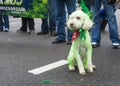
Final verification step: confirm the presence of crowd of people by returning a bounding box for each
[0,0,120,48]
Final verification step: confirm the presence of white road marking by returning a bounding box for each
[10,22,21,25]
[28,60,68,75]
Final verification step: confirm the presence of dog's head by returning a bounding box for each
[67,10,93,31]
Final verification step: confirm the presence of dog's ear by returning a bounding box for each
[82,15,93,31]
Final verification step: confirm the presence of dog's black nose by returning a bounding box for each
[70,23,74,26]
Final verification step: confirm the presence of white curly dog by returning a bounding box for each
[67,10,96,75]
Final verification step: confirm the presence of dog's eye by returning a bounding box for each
[76,17,80,20]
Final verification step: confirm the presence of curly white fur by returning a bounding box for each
[67,10,93,31]
[67,10,96,75]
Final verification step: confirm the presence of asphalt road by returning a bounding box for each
[0,10,120,86]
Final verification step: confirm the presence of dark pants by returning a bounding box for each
[20,18,34,31]
[41,19,49,32]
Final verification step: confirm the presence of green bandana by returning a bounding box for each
[79,28,86,40]
[80,0,93,19]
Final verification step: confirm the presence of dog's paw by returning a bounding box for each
[69,66,76,71]
[79,71,86,76]
[86,65,95,73]
[86,68,93,73]
[92,65,96,70]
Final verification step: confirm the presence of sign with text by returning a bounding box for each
[0,0,48,18]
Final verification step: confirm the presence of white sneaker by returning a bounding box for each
[91,42,97,45]
[112,43,120,49]
[4,28,9,32]
[91,42,100,48]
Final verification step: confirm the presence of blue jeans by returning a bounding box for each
[56,0,76,40]
[91,0,120,44]
[41,0,57,33]
[48,0,57,32]
[0,14,9,30]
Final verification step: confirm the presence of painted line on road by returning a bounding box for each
[28,60,68,75]
[10,22,21,25]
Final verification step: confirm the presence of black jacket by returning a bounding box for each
[78,0,116,5]
[107,0,117,4]
[78,0,94,6]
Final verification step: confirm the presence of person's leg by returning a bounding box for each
[37,19,49,35]
[28,18,35,30]
[3,15,9,32]
[48,0,57,36]
[65,0,76,42]
[41,19,49,32]
[100,9,107,32]
[100,19,107,32]
[0,14,3,31]
[100,7,116,32]
[91,0,102,47]
[21,18,27,31]
[28,18,35,34]
[103,0,120,48]
[52,0,66,43]
[16,18,27,32]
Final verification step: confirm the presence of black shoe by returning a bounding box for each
[112,43,120,49]
[50,31,57,36]
[16,29,27,33]
[52,38,66,44]
[91,42,100,48]
[0,29,3,32]
[66,40,72,45]
[37,31,49,35]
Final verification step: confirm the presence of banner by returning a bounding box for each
[0,0,48,18]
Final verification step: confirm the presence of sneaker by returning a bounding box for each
[91,42,100,48]
[37,31,49,35]
[28,30,35,34]
[52,38,66,44]
[16,29,27,33]
[112,43,120,49]
[50,31,57,36]
[4,28,9,32]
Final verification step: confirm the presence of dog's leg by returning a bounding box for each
[68,52,76,71]
[76,54,86,75]
[68,58,76,71]
[85,45,94,73]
